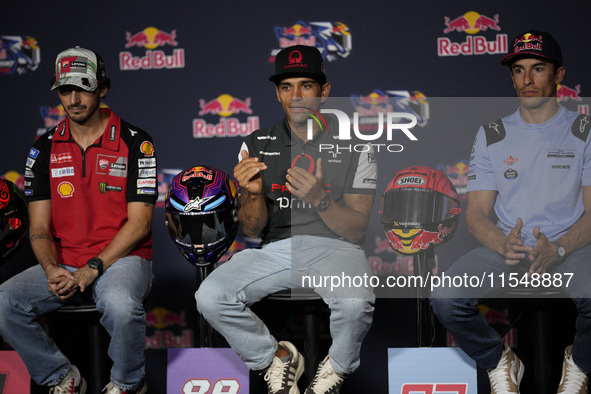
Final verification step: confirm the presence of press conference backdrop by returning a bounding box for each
[1,1,590,392]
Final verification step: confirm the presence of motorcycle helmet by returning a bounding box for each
[0,179,28,265]
[380,166,461,255]
[165,166,239,266]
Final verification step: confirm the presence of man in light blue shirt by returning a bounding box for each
[431,30,591,393]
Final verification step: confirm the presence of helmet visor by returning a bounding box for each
[166,209,235,248]
[381,188,459,226]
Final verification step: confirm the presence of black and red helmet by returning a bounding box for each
[380,166,461,255]
[0,179,28,265]
[165,166,239,266]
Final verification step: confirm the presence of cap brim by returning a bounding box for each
[269,71,326,85]
[51,76,98,91]
[500,52,562,66]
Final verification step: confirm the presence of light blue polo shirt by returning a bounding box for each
[467,105,591,246]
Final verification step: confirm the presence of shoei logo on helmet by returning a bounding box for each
[396,175,426,187]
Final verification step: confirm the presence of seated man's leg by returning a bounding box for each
[195,238,292,371]
[430,246,515,370]
[0,264,70,385]
[553,244,591,375]
[93,255,153,390]
[294,236,375,376]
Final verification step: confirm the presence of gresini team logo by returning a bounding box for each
[120,26,185,70]
[270,20,352,62]
[0,35,40,75]
[193,94,260,138]
[438,11,507,56]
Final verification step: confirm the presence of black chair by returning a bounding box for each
[499,286,565,394]
[47,300,110,394]
[265,289,325,383]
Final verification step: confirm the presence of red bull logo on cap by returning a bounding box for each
[120,26,185,71]
[194,94,260,138]
[438,11,507,57]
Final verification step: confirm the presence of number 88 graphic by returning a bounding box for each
[183,378,241,393]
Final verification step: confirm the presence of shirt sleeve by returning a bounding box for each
[126,133,158,204]
[344,143,377,194]
[24,133,52,202]
[467,127,498,192]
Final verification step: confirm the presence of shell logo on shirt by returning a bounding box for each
[57,182,74,198]
[141,141,155,157]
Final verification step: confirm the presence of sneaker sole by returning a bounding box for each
[290,353,305,394]
[516,359,525,389]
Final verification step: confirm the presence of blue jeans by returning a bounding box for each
[430,245,591,372]
[0,256,153,389]
[195,236,375,375]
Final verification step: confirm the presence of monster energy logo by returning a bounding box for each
[99,183,123,193]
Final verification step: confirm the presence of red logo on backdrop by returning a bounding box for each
[402,383,468,394]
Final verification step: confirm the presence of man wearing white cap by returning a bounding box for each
[0,47,157,394]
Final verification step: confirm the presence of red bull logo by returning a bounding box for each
[120,27,185,71]
[443,11,501,34]
[282,23,314,37]
[387,223,455,255]
[145,307,193,349]
[440,160,468,199]
[146,307,187,329]
[439,11,507,57]
[2,171,24,190]
[478,304,511,325]
[125,27,178,49]
[182,166,214,182]
[271,21,352,63]
[198,94,253,117]
[514,32,543,45]
[194,94,260,138]
[557,84,582,102]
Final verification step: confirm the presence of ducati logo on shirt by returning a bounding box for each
[96,155,128,177]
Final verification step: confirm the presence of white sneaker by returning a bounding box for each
[304,356,346,394]
[103,380,147,394]
[487,345,524,394]
[49,365,87,394]
[557,345,588,393]
[263,340,304,394]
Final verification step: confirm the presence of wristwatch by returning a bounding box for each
[554,242,566,259]
[86,257,104,276]
[315,196,331,212]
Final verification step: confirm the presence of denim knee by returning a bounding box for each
[195,276,228,320]
[431,297,477,323]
